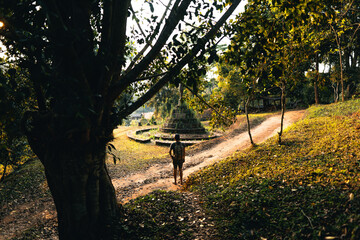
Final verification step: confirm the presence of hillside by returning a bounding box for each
[185,99,360,239]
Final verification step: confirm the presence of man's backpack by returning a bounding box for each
[173,142,185,162]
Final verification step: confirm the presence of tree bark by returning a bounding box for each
[330,24,345,102]
[314,54,320,104]
[43,143,117,240]
[245,96,254,146]
[339,50,345,102]
[278,82,286,144]
[24,113,118,240]
[333,82,339,103]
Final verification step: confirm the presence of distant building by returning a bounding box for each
[143,112,154,120]
[129,113,142,120]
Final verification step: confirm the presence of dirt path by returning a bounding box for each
[0,110,304,240]
[112,110,305,203]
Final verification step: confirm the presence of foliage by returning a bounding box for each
[222,0,360,111]
[325,0,360,101]
[206,63,244,126]
[0,65,34,181]
[147,85,179,120]
[185,99,360,239]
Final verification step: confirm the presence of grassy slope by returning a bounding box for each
[108,125,169,176]
[110,115,274,240]
[185,99,360,239]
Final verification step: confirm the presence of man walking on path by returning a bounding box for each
[169,134,185,185]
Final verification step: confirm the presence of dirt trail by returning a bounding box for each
[0,110,304,240]
[112,110,305,203]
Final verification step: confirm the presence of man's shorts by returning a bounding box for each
[172,159,184,169]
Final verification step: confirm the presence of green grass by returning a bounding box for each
[115,190,193,240]
[231,112,275,130]
[108,126,169,173]
[184,99,360,239]
[306,98,360,118]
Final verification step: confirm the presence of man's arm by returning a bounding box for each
[182,144,185,161]
[169,143,175,159]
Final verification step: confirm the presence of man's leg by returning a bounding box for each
[179,167,183,185]
[173,166,177,185]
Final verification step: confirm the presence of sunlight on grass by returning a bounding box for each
[306,98,360,118]
[108,125,169,173]
[185,100,360,239]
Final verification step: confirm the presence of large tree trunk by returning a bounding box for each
[24,112,118,240]
[44,148,117,240]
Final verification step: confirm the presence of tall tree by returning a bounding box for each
[225,0,312,143]
[326,0,360,101]
[0,0,242,239]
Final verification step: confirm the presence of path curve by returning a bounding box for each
[112,110,305,203]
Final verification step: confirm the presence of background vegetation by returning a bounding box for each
[185,99,360,239]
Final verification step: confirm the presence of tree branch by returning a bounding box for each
[109,0,192,101]
[125,0,175,74]
[98,1,130,87]
[116,0,242,117]
[133,72,169,82]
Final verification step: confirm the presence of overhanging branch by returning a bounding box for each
[133,72,168,82]
[108,0,192,101]
[116,0,242,117]
[125,0,175,74]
